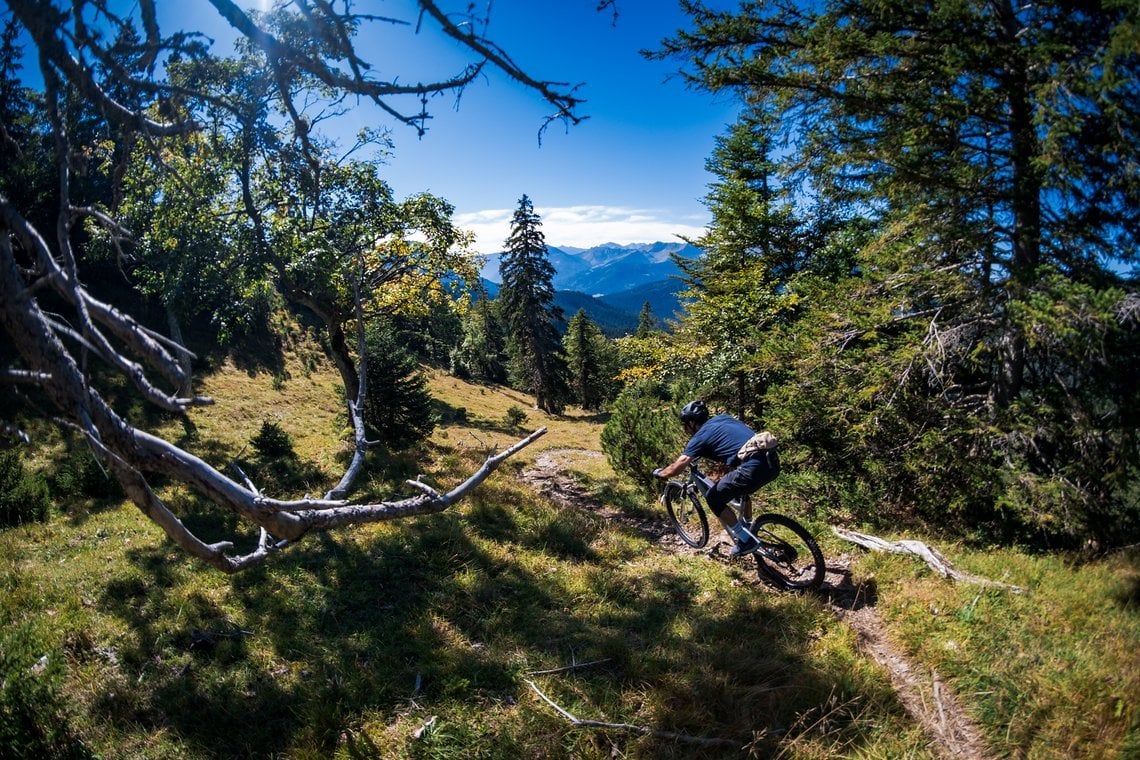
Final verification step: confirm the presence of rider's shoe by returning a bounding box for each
[730,535,760,557]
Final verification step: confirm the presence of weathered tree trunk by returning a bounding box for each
[834,528,1024,592]
[1,200,546,573]
[283,288,361,402]
[989,0,1042,409]
[325,277,371,500]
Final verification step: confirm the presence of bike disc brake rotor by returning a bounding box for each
[760,540,797,565]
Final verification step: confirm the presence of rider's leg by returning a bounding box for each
[708,454,780,545]
[707,477,755,549]
[705,484,741,532]
[715,507,749,541]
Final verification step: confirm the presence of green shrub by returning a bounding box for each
[600,383,684,492]
[756,270,1140,548]
[242,420,328,496]
[78,457,119,499]
[51,451,121,501]
[446,406,469,424]
[504,405,528,429]
[0,450,50,528]
[250,420,295,459]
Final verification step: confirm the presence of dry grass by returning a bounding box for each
[426,371,607,458]
[187,356,349,470]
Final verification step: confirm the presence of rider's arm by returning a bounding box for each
[654,453,692,479]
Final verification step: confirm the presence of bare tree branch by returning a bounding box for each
[207,0,485,134]
[7,0,196,137]
[525,658,612,676]
[0,0,587,572]
[2,196,207,408]
[525,679,739,749]
[1,370,53,385]
[417,0,588,140]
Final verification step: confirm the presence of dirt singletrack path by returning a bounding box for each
[520,448,993,760]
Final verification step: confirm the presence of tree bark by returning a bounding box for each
[989,0,1042,409]
[282,287,361,402]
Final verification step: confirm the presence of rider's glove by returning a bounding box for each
[652,467,664,478]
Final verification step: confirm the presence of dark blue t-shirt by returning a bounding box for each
[683,414,756,466]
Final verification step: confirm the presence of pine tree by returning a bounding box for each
[563,309,614,411]
[498,195,570,414]
[361,320,436,450]
[635,301,657,337]
[658,0,1140,545]
[677,105,811,418]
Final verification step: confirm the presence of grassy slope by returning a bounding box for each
[1,353,1137,759]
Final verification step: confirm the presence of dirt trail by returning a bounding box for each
[520,449,993,760]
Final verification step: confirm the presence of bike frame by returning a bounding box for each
[684,462,752,522]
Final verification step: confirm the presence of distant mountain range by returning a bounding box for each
[480,241,699,336]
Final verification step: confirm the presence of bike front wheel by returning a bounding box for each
[750,513,825,591]
[664,485,710,548]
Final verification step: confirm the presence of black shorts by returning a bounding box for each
[706,451,780,514]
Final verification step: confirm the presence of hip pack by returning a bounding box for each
[737,431,778,460]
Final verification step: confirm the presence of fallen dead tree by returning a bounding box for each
[833,528,1025,593]
[1,0,585,573]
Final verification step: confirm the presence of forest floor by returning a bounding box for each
[520,448,993,760]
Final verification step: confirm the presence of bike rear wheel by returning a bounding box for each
[664,485,710,548]
[750,513,824,591]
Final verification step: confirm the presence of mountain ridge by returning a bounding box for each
[479,241,699,296]
[478,241,697,335]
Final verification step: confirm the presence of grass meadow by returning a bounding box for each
[1,349,1137,758]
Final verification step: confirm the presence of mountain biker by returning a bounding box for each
[652,400,780,556]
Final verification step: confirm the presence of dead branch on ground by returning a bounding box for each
[525,679,739,750]
[833,528,1025,592]
[525,658,612,676]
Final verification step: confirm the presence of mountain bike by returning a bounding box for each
[661,462,825,591]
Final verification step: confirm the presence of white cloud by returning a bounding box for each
[455,204,708,253]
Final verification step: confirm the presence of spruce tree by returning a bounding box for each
[361,320,436,450]
[563,309,612,411]
[635,301,657,337]
[678,105,810,418]
[658,0,1140,545]
[498,195,570,414]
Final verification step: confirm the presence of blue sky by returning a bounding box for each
[18,1,741,252]
[239,1,743,252]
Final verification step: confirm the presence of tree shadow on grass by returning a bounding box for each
[92,494,913,758]
[433,398,570,438]
[1112,547,1140,610]
[226,320,287,379]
